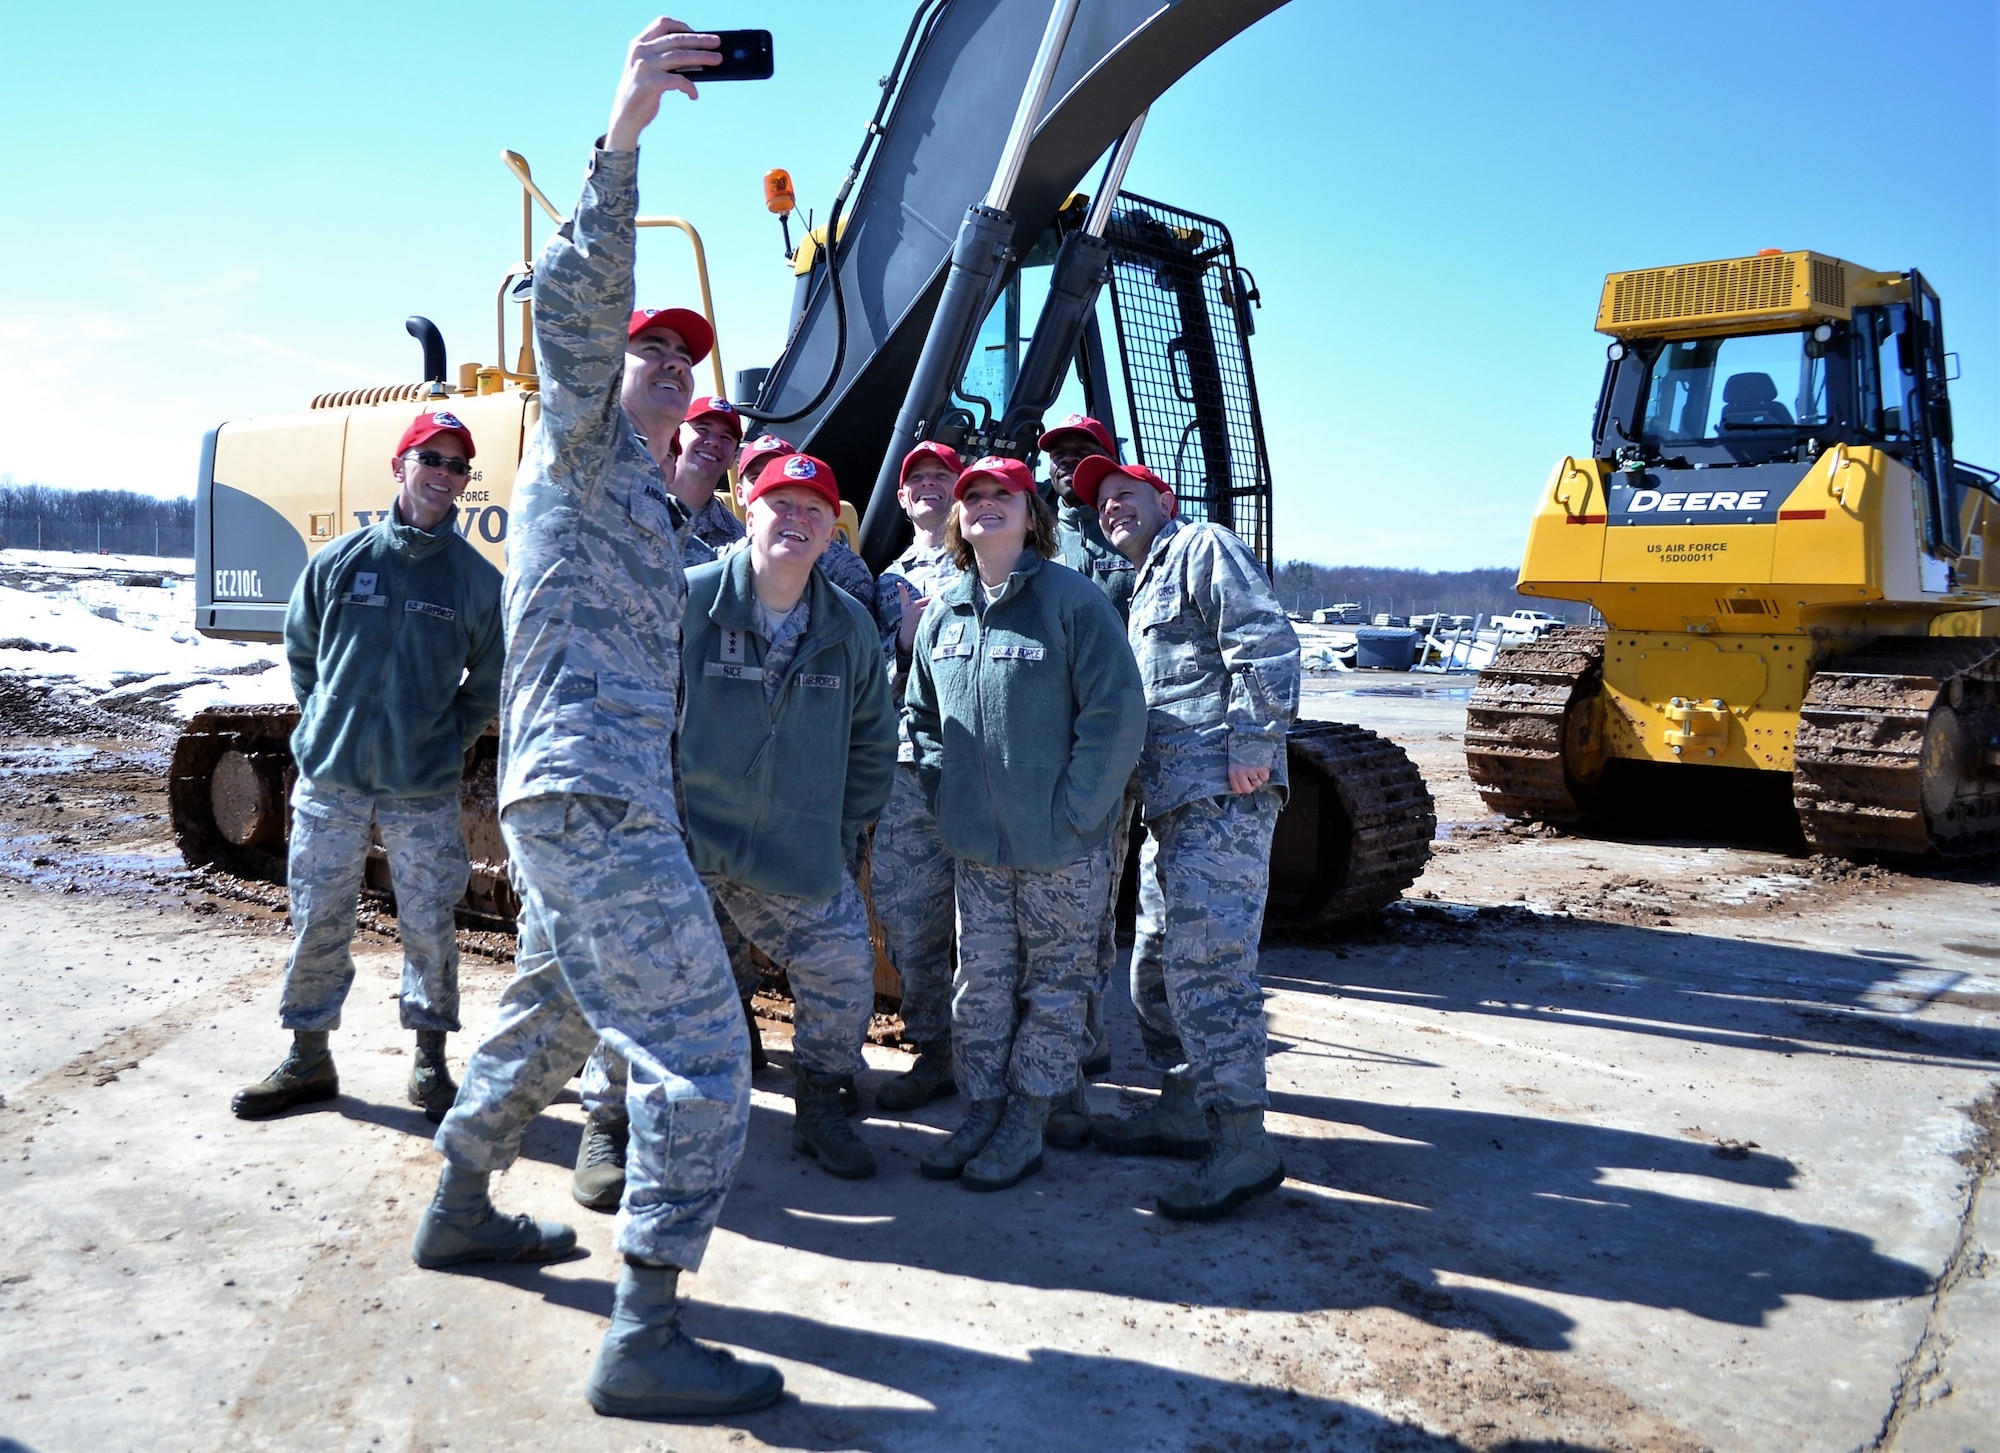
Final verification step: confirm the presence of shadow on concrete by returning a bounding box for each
[1264,910,2000,1072]
[703,1076,1932,1355]
[680,1307,1566,1453]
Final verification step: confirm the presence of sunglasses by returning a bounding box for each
[404,449,471,477]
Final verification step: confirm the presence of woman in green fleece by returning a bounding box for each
[905,456,1146,1191]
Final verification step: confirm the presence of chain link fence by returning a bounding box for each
[0,514,195,558]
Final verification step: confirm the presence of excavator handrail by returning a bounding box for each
[498,150,729,401]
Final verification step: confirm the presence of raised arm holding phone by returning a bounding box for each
[410,20,787,1420]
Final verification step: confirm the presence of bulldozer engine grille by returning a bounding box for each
[1605,255,1796,330]
[1103,192,1274,568]
[312,382,437,411]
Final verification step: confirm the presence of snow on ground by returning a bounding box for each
[0,550,289,723]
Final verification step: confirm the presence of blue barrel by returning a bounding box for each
[1353,626,1420,670]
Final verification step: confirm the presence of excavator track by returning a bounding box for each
[168,704,300,883]
[1267,720,1434,931]
[171,708,519,926]
[171,711,1432,938]
[1464,627,1607,822]
[1794,637,2000,860]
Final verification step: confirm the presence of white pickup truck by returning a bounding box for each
[1488,609,1564,639]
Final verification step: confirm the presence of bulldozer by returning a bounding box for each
[170,0,1435,946]
[1467,248,2000,858]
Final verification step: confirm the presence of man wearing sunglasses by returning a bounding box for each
[233,409,503,1129]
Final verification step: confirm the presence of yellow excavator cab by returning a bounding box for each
[1468,249,2000,860]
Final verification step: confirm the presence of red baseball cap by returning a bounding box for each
[1037,413,1115,456]
[627,307,715,364]
[1072,454,1176,515]
[738,434,795,483]
[900,441,964,483]
[747,453,841,513]
[395,409,476,460]
[953,456,1036,501]
[683,395,744,438]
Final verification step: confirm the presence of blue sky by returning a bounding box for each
[2,1,1992,570]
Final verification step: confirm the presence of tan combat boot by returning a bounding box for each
[1089,1065,1207,1158]
[1157,1107,1286,1221]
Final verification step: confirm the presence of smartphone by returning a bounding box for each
[687,29,774,82]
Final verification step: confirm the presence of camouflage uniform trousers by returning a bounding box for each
[581,873,876,1115]
[1082,773,1143,1057]
[951,841,1110,1102]
[578,887,765,1125]
[278,776,466,1034]
[436,794,748,1270]
[1128,788,1280,1108]
[870,763,955,1045]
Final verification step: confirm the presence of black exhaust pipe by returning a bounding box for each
[406,316,448,397]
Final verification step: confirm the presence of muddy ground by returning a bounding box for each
[0,670,1995,1453]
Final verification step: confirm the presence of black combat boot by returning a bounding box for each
[408,1029,457,1124]
[792,1067,877,1179]
[875,1041,956,1112]
[231,1030,338,1119]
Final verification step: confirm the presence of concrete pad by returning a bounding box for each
[2,683,1996,1450]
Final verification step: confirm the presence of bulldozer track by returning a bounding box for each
[1269,720,1434,930]
[1794,637,2000,860]
[1464,628,1607,822]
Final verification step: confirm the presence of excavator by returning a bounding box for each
[170,0,1436,942]
[1467,249,2000,858]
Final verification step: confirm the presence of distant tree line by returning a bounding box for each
[0,480,194,527]
[1273,561,1581,621]
[0,480,196,556]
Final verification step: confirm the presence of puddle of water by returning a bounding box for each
[0,745,100,779]
[1350,685,1474,700]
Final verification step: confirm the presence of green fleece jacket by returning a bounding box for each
[680,550,897,902]
[906,552,1146,871]
[285,503,504,799]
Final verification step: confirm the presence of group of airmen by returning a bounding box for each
[226,19,1302,1422]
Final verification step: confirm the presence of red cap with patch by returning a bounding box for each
[1072,454,1175,514]
[683,395,744,438]
[747,453,840,512]
[737,434,795,483]
[395,409,477,460]
[627,307,715,364]
[900,441,964,483]
[1037,413,1115,457]
[953,456,1036,501]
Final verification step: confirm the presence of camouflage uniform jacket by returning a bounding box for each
[684,492,745,552]
[284,501,503,799]
[1127,516,1300,819]
[680,550,896,901]
[906,552,1146,872]
[873,538,962,765]
[1056,496,1136,621]
[665,494,717,567]
[495,146,691,820]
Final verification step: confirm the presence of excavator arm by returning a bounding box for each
[747,0,1290,563]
